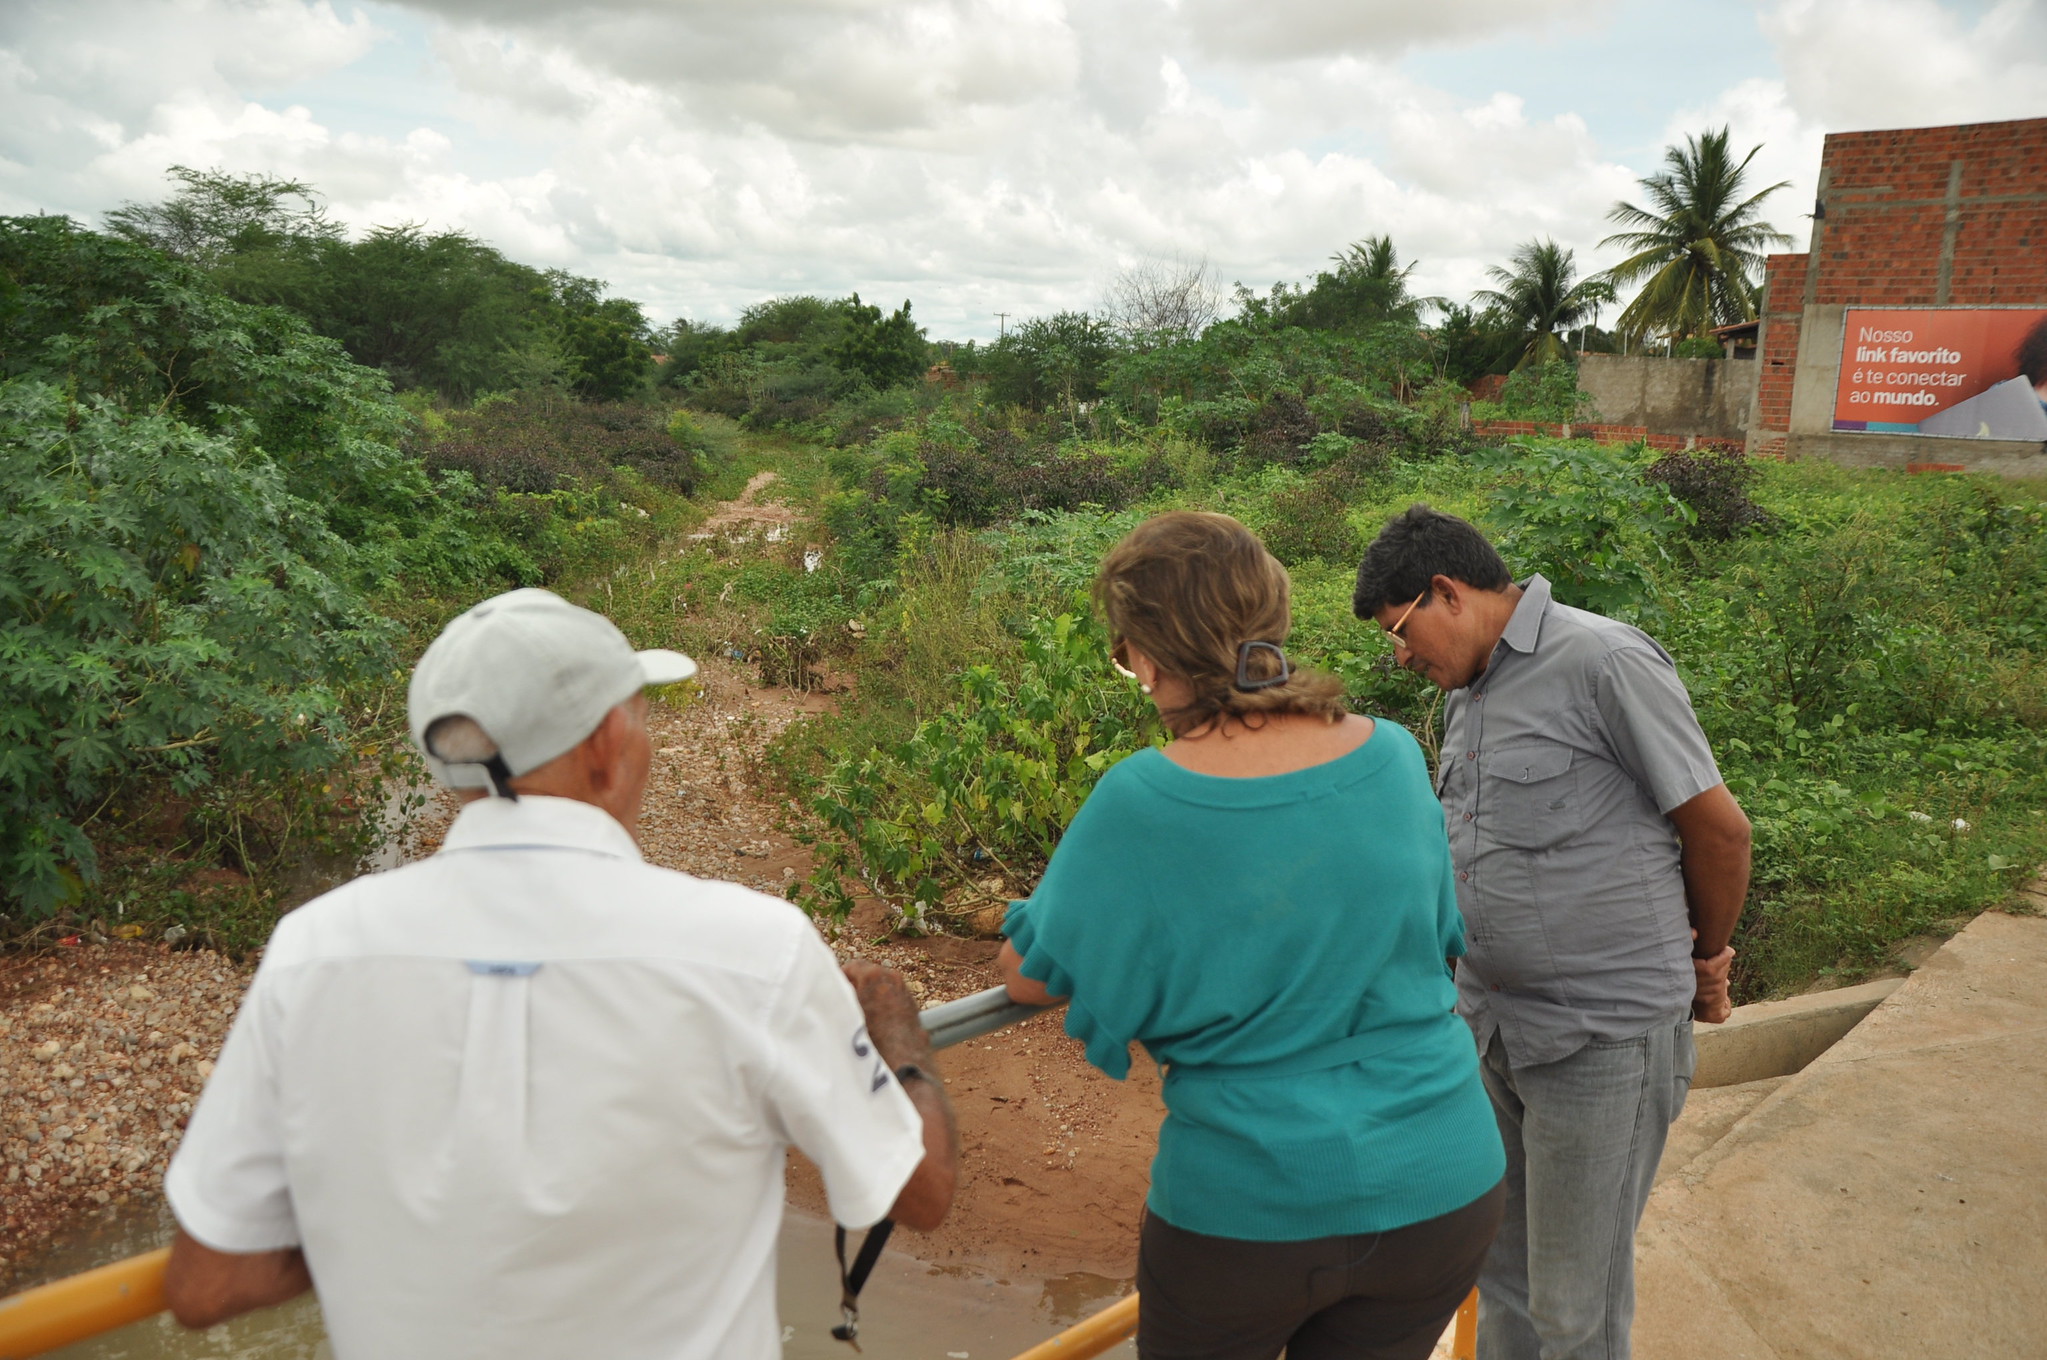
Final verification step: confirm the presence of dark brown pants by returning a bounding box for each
[1135,1181,1505,1360]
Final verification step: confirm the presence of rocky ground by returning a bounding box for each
[0,945,248,1284]
[0,472,1164,1294]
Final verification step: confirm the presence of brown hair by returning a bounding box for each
[1094,511,1348,738]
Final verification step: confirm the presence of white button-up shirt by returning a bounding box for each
[167,795,924,1360]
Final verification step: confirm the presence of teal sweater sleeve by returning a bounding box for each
[1002,760,1156,1080]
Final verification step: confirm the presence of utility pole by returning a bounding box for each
[995,311,1010,340]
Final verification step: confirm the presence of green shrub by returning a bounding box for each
[0,383,394,916]
[1645,447,1768,539]
[798,608,1158,927]
[1261,481,1361,566]
[1472,361,1595,424]
[424,397,697,494]
[1476,439,1689,618]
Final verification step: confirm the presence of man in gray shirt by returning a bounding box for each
[1353,505,1751,1360]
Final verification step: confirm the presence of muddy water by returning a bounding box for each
[22,1202,1134,1360]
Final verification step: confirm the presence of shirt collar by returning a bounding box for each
[438,794,643,862]
[1498,573,1554,655]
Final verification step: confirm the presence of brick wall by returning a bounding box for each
[1754,116,2047,462]
[1749,252,1809,455]
[1812,118,2047,306]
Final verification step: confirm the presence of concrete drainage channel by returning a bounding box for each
[1691,976,1903,1089]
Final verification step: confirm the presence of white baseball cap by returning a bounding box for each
[408,588,697,791]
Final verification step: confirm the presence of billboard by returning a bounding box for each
[1833,307,2047,441]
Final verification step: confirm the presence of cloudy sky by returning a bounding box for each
[3,0,2042,339]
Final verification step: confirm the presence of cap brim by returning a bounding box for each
[638,648,698,685]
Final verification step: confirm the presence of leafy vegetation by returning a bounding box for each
[0,212,696,944]
[1474,239,1616,368]
[106,166,658,402]
[10,130,2034,1008]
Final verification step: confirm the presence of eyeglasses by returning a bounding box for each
[1110,639,1139,681]
[1383,589,1428,653]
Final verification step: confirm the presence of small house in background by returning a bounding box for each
[1710,320,1758,358]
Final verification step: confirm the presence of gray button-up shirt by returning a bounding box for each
[1440,575,1722,1068]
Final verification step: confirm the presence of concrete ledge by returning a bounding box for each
[1693,978,1903,1088]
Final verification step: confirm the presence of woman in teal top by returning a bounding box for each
[1000,512,1504,1360]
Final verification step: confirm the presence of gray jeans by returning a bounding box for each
[1476,1016,1695,1360]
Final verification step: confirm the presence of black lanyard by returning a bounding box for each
[830,1219,895,1349]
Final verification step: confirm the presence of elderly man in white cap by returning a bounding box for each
[158,588,957,1359]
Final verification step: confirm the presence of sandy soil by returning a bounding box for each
[0,472,1164,1294]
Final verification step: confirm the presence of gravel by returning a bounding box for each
[0,946,249,1285]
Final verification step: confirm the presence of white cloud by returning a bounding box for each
[0,0,380,214]
[1176,0,1611,62]
[1763,0,2047,132]
[2,0,2039,339]
[1658,0,2047,261]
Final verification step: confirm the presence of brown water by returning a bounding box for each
[18,1202,1133,1360]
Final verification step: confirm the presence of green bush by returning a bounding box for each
[1475,440,1689,618]
[1472,361,1595,423]
[0,383,394,915]
[799,608,1158,927]
[1645,447,1768,539]
[1261,481,1361,566]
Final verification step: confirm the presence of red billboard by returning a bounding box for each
[1833,307,2047,441]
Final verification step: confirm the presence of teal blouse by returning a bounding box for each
[1003,722,1505,1241]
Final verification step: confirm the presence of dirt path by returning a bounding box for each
[0,470,1163,1293]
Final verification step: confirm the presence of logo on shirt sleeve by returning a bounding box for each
[851,1026,890,1093]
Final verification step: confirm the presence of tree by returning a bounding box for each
[1102,254,1221,347]
[1236,235,1434,335]
[540,270,655,402]
[832,294,927,389]
[983,312,1119,417]
[1303,235,1437,331]
[1473,239,1616,368]
[0,215,408,916]
[104,165,338,267]
[1599,127,1791,341]
[1429,302,1519,385]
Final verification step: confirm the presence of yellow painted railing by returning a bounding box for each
[0,1248,169,1360]
[1009,1292,1140,1360]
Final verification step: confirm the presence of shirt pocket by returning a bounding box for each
[1481,741,1579,852]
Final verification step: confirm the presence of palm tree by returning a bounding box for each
[1600,127,1792,341]
[1473,238,1615,368]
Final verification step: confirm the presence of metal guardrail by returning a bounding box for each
[919,982,1053,1049]
[0,985,1052,1358]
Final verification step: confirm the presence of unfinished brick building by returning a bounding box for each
[1749,116,2047,477]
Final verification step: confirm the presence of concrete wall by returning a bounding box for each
[1577,354,1758,441]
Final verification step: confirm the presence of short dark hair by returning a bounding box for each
[1352,504,1511,618]
[2017,314,2047,385]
